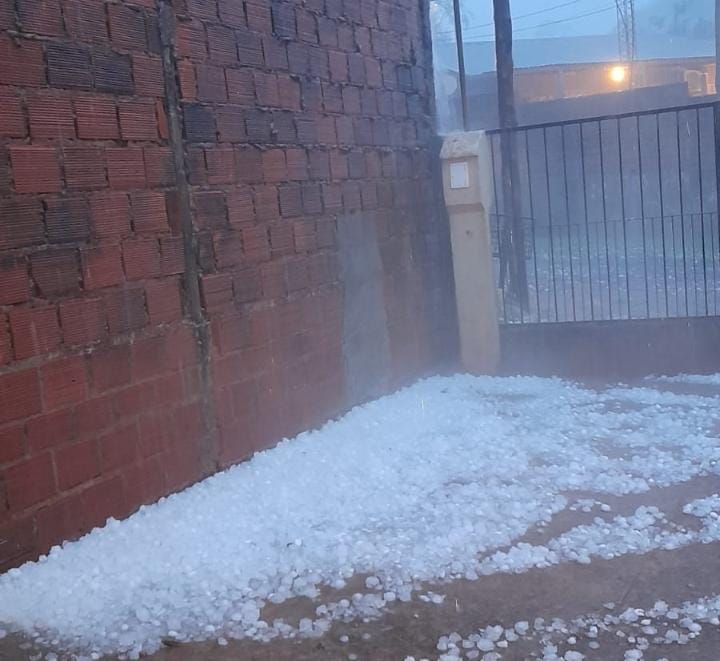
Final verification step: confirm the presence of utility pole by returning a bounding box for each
[715,0,719,96]
[715,0,720,253]
[493,0,527,307]
[451,0,468,130]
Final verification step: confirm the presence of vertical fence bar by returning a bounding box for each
[579,123,595,321]
[670,213,680,314]
[676,111,689,315]
[617,117,632,318]
[716,215,719,315]
[650,212,659,314]
[561,125,577,321]
[516,131,525,325]
[489,135,506,322]
[714,103,720,315]
[543,127,559,321]
[598,120,613,319]
[696,107,709,315]
[636,114,650,318]
[714,212,719,314]
[656,113,670,316]
[524,130,542,323]
[689,211,698,313]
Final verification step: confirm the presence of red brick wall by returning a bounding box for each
[0,0,457,570]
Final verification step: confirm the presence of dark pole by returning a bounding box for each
[716,1,720,243]
[493,0,528,306]
[452,0,468,131]
[715,0,719,99]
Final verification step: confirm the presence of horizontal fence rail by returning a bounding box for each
[488,102,720,325]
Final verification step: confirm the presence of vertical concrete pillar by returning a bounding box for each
[440,132,500,374]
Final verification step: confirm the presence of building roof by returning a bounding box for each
[434,33,716,75]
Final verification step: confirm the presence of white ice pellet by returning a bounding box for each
[515,621,530,635]
[641,625,657,635]
[620,609,640,623]
[484,625,503,642]
[564,652,584,661]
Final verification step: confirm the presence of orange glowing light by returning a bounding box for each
[609,65,628,84]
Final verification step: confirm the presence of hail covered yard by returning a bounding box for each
[2,374,720,660]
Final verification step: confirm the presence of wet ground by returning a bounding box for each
[2,475,720,660]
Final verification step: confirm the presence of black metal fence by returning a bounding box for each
[488,102,720,324]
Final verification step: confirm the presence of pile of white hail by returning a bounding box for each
[1,374,719,659]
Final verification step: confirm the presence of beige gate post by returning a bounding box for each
[440,132,500,374]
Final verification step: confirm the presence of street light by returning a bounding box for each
[609,65,628,84]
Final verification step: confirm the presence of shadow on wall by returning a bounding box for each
[338,211,392,406]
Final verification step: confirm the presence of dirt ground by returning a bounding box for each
[2,474,720,661]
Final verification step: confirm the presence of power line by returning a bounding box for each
[512,4,616,34]
[435,4,617,43]
[435,0,590,36]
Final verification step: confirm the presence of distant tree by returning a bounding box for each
[642,0,713,40]
[428,0,474,35]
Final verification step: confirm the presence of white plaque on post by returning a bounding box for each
[449,161,469,189]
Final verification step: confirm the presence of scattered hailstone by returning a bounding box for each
[515,621,530,635]
[564,652,584,661]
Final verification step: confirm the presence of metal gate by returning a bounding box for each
[488,102,720,325]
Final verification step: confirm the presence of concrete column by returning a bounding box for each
[440,131,500,374]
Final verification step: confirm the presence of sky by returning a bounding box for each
[432,0,715,43]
